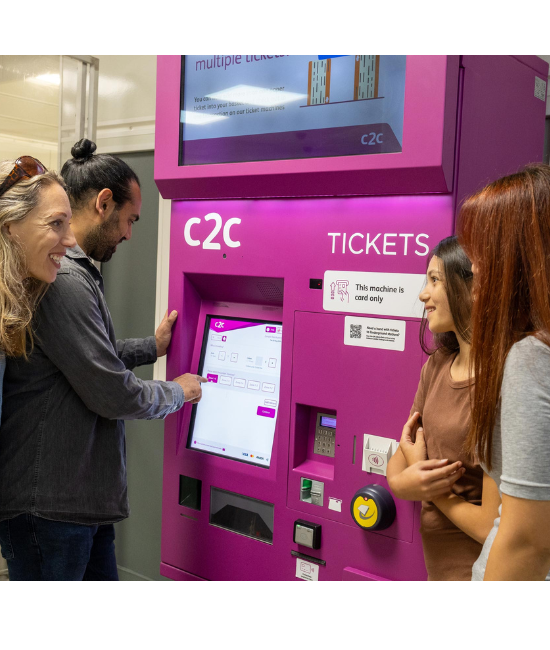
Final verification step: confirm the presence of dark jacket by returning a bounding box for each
[0,246,184,525]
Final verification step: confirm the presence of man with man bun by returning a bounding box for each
[0,139,205,580]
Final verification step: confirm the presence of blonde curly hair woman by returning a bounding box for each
[0,155,75,391]
[0,156,75,580]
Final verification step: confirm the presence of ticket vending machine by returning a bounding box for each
[155,55,548,581]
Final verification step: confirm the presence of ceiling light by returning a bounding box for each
[28,73,60,86]
[180,110,228,125]
[205,85,305,107]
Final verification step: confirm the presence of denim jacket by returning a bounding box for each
[0,246,184,525]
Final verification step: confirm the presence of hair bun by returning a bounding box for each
[71,139,97,161]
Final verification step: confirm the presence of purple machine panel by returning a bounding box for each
[155,55,548,581]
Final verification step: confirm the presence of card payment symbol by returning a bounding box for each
[300,562,311,574]
[330,280,349,303]
[368,453,385,468]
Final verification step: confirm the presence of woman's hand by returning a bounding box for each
[399,412,427,466]
[387,411,464,502]
[390,458,465,502]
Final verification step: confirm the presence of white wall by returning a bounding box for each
[94,55,157,154]
[0,55,158,169]
[0,55,60,167]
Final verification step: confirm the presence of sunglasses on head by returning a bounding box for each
[0,156,48,199]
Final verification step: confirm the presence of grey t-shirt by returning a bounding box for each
[472,337,550,580]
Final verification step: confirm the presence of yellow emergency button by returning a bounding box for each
[350,485,396,531]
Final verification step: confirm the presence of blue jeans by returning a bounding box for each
[0,514,118,581]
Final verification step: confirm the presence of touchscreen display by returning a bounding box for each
[188,316,283,467]
[180,55,406,165]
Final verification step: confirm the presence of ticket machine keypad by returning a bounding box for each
[314,413,336,458]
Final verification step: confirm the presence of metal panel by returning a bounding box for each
[58,55,99,169]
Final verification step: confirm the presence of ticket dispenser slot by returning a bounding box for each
[300,477,324,506]
[179,475,202,510]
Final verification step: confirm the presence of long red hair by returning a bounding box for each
[458,163,550,469]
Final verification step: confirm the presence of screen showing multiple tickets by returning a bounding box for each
[188,316,283,468]
[180,55,406,165]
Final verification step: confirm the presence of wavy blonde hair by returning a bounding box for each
[0,160,66,357]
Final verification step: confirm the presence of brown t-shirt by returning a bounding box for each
[411,349,483,581]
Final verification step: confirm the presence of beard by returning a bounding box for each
[83,209,122,263]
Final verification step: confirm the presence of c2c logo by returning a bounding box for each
[215,321,224,329]
[184,213,241,249]
[361,132,383,145]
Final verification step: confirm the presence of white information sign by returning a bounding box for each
[296,558,319,581]
[344,316,406,352]
[323,271,425,318]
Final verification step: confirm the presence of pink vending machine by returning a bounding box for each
[154,55,548,581]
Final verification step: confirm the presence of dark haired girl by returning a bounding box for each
[387,236,500,580]
[459,164,550,581]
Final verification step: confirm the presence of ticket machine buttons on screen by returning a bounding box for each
[350,485,396,531]
[188,315,282,468]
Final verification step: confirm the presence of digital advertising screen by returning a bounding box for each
[180,55,407,165]
[187,316,283,468]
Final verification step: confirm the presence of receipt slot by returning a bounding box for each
[350,485,396,531]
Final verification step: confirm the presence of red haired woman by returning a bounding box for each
[459,163,550,580]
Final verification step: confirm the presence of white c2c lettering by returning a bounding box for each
[184,217,201,247]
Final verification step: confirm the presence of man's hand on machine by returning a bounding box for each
[173,373,208,404]
[156,309,179,358]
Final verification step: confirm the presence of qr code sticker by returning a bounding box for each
[350,324,362,339]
